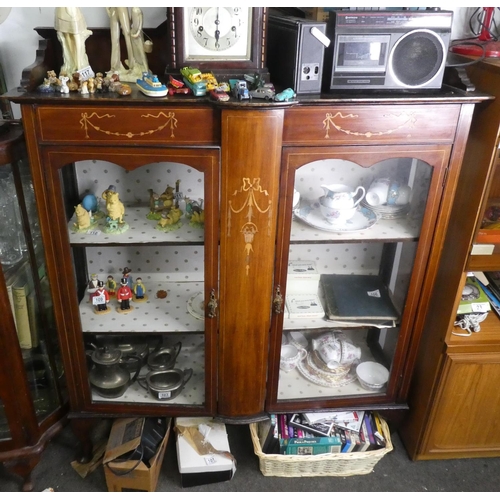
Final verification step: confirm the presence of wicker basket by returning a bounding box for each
[250,416,393,477]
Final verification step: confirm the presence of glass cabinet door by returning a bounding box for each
[50,148,218,413]
[268,145,450,410]
[0,122,65,433]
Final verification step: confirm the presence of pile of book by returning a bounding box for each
[257,411,386,456]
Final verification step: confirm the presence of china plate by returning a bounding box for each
[297,353,357,388]
[294,202,378,233]
[187,292,204,321]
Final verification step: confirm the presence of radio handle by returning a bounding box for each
[310,26,330,48]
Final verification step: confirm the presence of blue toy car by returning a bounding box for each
[274,88,296,102]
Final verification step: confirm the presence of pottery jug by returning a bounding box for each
[88,346,141,399]
[320,184,366,210]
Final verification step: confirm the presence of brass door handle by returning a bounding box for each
[273,285,284,315]
[207,289,218,318]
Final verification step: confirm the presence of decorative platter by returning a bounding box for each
[297,352,357,388]
[187,291,205,321]
[294,202,378,233]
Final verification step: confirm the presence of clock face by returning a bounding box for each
[183,7,252,61]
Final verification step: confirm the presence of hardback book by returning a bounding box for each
[285,294,325,318]
[13,276,32,350]
[363,412,377,450]
[357,423,370,452]
[320,274,399,321]
[457,276,491,314]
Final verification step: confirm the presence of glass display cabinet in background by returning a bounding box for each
[0,120,67,491]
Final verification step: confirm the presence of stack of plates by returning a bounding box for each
[361,200,410,220]
[297,351,357,388]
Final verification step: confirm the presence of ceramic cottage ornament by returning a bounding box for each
[101,185,129,234]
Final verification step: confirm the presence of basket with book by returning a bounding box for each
[250,411,393,477]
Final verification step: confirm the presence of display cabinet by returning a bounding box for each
[7,32,489,459]
[0,121,67,491]
[399,58,500,460]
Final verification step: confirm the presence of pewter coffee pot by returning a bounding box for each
[88,346,141,399]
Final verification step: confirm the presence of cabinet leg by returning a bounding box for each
[5,457,39,492]
[70,418,95,464]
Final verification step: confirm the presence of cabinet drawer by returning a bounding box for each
[35,106,219,145]
[283,104,461,146]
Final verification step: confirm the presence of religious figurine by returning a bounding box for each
[101,185,129,234]
[106,275,117,296]
[54,7,94,80]
[91,280,110,314]
[117,277,133,312]
[106,7,149,82]
[132,277,147,302]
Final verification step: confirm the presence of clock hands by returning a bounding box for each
[214,7,220,45]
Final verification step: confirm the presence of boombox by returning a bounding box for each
[267,13,329,94]
[323,10,453,91]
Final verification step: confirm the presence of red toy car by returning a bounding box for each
[209,89,230,102]
[167,85,192,96]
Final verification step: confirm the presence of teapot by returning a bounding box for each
[320,184,366,210]
[147,341,182,371]
[88,346,141,399]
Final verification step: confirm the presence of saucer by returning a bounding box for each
[361,200,410,220]
[297,352,357,388]
[294,202,378,233]
[187,292,204,321]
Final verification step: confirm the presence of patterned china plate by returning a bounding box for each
[187,292,204,321]
[294,202,378,233]
[297,352,357,388]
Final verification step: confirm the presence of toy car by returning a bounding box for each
[180,67,203,84]
[231,80,252,101]
[168,75,185,88]
[209,89,230,102]
[168,85,192,96]
[182,77,207,97]
[201,72,218,91]
[274,88,296,102]
[250,86,275,100]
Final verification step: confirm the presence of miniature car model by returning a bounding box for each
[274,87,296,102]
[180,67,203,84]
[250,86,275,100]
[201,72,218,91]
[136,72,168,97]
[231,80,252,101]
[182,77,207,97]
[209,89,230,102]
[217,82,231,92]
[168,75,185,88]
[168,85,192,96]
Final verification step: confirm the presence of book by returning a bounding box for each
[476,280,500,318]
[288,413,334,437]
[13,277,32,349]
[284,436,342,455]
[257,417,279,454]
[457,276,491,314]
[320,274,399,321]
[285,294,325,318]
[368,412,385,448]
[373,413,387,447]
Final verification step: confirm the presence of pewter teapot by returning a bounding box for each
[88,346,141,399]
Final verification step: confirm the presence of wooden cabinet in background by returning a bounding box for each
[399,58,500,460]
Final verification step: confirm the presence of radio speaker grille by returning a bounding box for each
[391,31,444,87]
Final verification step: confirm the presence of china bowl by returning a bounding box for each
[356,361,389,391]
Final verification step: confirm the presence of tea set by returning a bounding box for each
[294,177,412,230]
[87,338,192,400]
[281,331,388,391]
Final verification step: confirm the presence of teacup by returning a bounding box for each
[366,178,391,206]
[280,344,307,372]
[318,200,357,226]
[387,182,411,206]
[311,333,361,368]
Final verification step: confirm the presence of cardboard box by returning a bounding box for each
[286,260,320,295]
[103,417,171,492]
[302,7,336,22]
[175,417,236,488]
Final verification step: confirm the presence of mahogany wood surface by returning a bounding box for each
[399,59,500,460]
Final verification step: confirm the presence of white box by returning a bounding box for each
[287,260,320,295]
[175,417,235,487]
[285,294,325,318]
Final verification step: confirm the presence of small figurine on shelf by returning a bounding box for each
[117,277,133,313]
[122,267,133,288]
[88,273,99,290]
[91,281,110,314]
[102,185,129,234]
[106,275,117,296]
[72,203,92,232]
[132,277,147,302]
[157,206,183,231]
[146,189,162,220]
[60,74,70,94]
[185,198,204,228]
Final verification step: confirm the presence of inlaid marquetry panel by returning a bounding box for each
[283,105,461,146]
[35,106,219,145]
